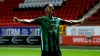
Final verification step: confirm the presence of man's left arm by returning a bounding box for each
[60,18,87,25]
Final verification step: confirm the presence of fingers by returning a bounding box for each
[81,18,87,24]
[13,17,18,22]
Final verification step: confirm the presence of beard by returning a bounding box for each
[45,11,54,16]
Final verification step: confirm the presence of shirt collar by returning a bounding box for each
[46,16,55,20]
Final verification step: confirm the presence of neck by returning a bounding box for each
[47,15,53,19]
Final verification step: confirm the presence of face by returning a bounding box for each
[44,5,54,16]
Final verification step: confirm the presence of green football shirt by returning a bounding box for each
[35,16,61,51]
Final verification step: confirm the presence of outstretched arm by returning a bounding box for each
[61,18,86,25]
[13,17,35,24]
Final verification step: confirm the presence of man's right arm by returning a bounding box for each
[13,17,35,24]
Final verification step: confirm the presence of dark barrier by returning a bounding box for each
[0,36,41,45]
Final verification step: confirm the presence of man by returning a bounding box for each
[13,4,86,56]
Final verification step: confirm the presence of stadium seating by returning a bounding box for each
[88,8,100,21]
[0,0,99,26]
[19,0,63,8]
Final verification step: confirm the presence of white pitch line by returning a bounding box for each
[0,47,41,50]
[0,47,100,52]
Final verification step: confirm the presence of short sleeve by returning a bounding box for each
[35,17,43,25]
[60,19,66,24]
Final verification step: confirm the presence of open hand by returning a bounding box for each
[13,17,19,23]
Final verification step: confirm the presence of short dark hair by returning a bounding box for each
[43,4,55,12]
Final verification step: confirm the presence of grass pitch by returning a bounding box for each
[0,47,100,56]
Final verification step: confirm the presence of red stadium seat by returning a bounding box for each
[0,0,99,26]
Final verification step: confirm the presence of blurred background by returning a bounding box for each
[0,0,100,56]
